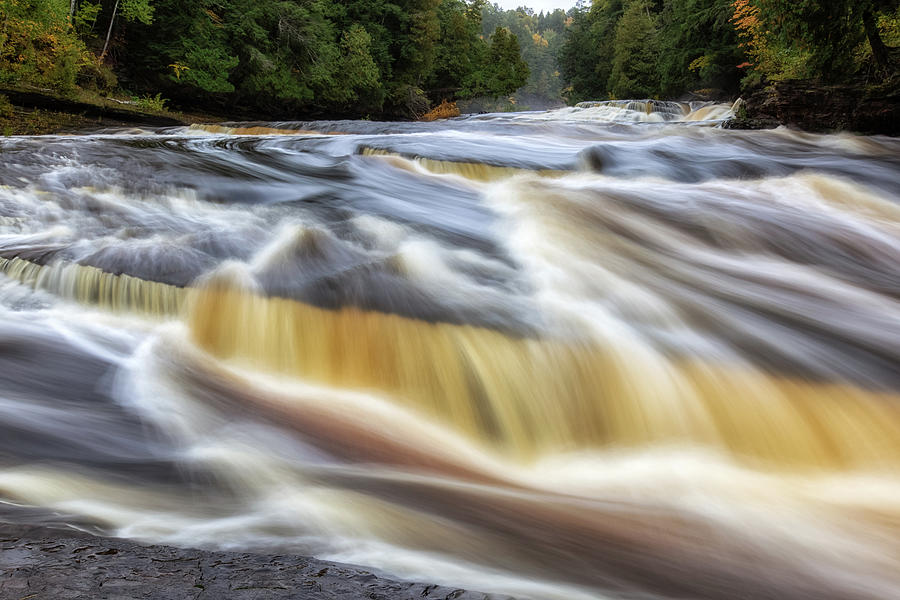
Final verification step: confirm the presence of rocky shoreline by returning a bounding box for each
[0,523,507,600]
[3,83,899,136]
[726,79,900,135]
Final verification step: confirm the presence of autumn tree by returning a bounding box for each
[0,0,86,90]
[738,0,897,81]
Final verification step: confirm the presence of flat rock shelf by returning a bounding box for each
[0,524,509,600]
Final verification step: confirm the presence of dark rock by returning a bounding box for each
[721,117,780,130]
[732,79,900,135]
[0,523,511,600]
[677,88,730,102]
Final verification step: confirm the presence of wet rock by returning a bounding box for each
[0,523,511,600]
[729,79,900,135]
[721,117,780,130]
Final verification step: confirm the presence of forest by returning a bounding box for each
[0,0,898,118]
[560,0,899,103]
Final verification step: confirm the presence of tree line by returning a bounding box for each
[1,0,897,118]
[560,0,898,103]
[0,0,531,117]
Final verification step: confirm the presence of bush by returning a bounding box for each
[0,94,15,119]
[0,2,87,92]
[77,59,118,93]
[133,93,168,112]
[420,99,460,121]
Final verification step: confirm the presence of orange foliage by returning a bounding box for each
[420,100,460,121]
[731,0,764,65]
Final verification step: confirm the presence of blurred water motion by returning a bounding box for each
[1,103,900,599]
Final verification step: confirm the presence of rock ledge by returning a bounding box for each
[0,523,509,600]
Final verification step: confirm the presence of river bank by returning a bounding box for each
[3,83,899,136]
[726,78,900,135]
[0,87,217,135]
[0,523,501,600]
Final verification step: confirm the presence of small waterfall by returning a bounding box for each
[0,256,184,316]
[1,105,899,600]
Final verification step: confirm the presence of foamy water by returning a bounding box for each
[1,106,899,599]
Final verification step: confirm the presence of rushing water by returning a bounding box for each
[1,100,900,599]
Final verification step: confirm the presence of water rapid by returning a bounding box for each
[1,103,899,599]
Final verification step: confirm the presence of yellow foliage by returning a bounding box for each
[204,9,224,24]
[0,4,86,90]
[420,99,460,121]
[731,0,762,56]
[169,62,190,80]
[688,55,712,73]
[730,0,809,79]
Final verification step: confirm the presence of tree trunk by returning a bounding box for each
[862,9,891,71]
[100,0,119,60]
[69,0,77,20]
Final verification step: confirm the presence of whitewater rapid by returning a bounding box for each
[1,103,899,599]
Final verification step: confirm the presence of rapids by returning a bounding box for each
[1,102,900,599]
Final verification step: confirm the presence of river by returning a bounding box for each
[1,100,899,600]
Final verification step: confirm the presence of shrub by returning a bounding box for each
[77,58,118,93]
[133,93,168,112]
[0,1,86,92]
[420,99,460,121]
[0,94,15,119]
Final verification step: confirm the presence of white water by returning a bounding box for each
[1,105,899,599]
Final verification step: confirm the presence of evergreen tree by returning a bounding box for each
[656,0,744,95]
[487,26,530,95]
[334,24,382,108]
[559,1,623,102]
[752,0,897,79]
[607,0,660,98]
[428,0,485,97]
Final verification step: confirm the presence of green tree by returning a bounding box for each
[752,0,896,79]
[100,0,153,59]
[607,0,660,98]
[656,0,744,95]
[428,0,485,97]
[559,0,624,102]
[486,26,529,95]
[399,0,440,85]
[50,0,559,117]
[333,24,381,107]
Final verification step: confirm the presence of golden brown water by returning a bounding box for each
[1,105,899,599]
[186,282,900,469]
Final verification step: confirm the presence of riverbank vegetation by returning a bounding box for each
[560,0,899,103]
[1,0,533,118]
[0,0,897,124]
[0,95,87,134]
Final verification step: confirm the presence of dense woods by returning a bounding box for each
[0,0,532,117]
[560,0,899,103]
[0,0,898,118]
